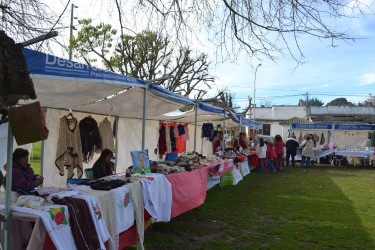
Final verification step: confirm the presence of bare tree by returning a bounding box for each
[113,0,370,64]
[72,19,214,99]
[0,0,65,47]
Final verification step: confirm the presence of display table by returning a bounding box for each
[166,167,210,218]
[296,149,334,161]
[335,150,374,158]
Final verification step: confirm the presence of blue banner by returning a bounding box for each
[197,102,225,114]
[148,84,194,105]
[228,111,240,123]
[291,123,333,130]
[334,124,375,131]
[24,48,145,88]
[240,117,263,129]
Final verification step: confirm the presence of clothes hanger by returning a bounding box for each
[66,108,74,119]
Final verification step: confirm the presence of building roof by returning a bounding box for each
[279,117,312,125]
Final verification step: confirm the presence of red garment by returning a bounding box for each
[266,144,277,159]
[274,140,284,155]
[213,138,222,153]
[176,136,186,154]
[158,124,167,155]
[239,138,247,149]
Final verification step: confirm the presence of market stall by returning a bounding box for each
[1,48,249,250]
[290,123,375,162]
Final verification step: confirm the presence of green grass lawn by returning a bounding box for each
[143,166,375,249]
[30,141,41,174]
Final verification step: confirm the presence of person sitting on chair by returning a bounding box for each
[92,149,114,179]
[6,148,44,192]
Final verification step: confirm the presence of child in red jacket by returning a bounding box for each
[273,135,285,171]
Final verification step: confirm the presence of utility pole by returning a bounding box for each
[253,63,262,120]
[69,4,78,60]
[305,92,309,119]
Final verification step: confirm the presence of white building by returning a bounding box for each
[249,106,375,140]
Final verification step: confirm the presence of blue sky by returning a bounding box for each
[208,11,375,108]
[49,0,375,108]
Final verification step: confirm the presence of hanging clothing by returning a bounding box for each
[170,126,177,152]
[52,197,101,250]
[165,124,171,153]
[173,125,179,138]
[181,126,190,142]
[99,118,114,151]
[55,116,83,179]
[79,117,101,163]
[158,124,167,156]
[201,123,214,138]
[178,124,185,136]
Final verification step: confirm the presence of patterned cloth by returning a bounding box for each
[55,116,83,179]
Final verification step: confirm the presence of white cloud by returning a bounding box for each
[360,73,375,86]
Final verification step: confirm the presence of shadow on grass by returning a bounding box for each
[143,167,375,249]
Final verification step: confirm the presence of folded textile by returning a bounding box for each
[53,196,101,250]
[141,173,172,222]
[14,195,46,210]
[90,179,127,191]
[129,182,145,250]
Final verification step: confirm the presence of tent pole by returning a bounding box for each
[114,116,119,173]
[40,108,47,178]
[142,85,148,150]
[223,111,226,150]
[193,102,198,153]
[239,116,242,135]
[4,123,14,250]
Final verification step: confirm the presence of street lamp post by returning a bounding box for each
[253,63,262,120]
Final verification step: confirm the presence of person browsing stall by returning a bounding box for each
[92,149,114,179]
[285,135,299,167]
[211,130,223,153]
[6,148,44,192]
[301,134,314,168]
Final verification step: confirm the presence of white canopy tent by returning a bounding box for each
[1,48,200,248]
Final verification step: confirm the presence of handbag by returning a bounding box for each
[8,101,49,145]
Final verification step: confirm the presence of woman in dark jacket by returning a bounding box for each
[92,149,113,179]
[285,135,300,167]
[7,148,44,191]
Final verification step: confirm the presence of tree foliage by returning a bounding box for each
[362,94,375,107]
[326,98,354,107]
[71,19,214,99]
[298,97,324,106]
[113,0,370,63]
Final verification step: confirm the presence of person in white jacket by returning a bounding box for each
[256,138,267,172]
[301,134,315,168]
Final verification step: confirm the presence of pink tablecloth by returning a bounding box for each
[166,167,210,218]
[208,159,233,176]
